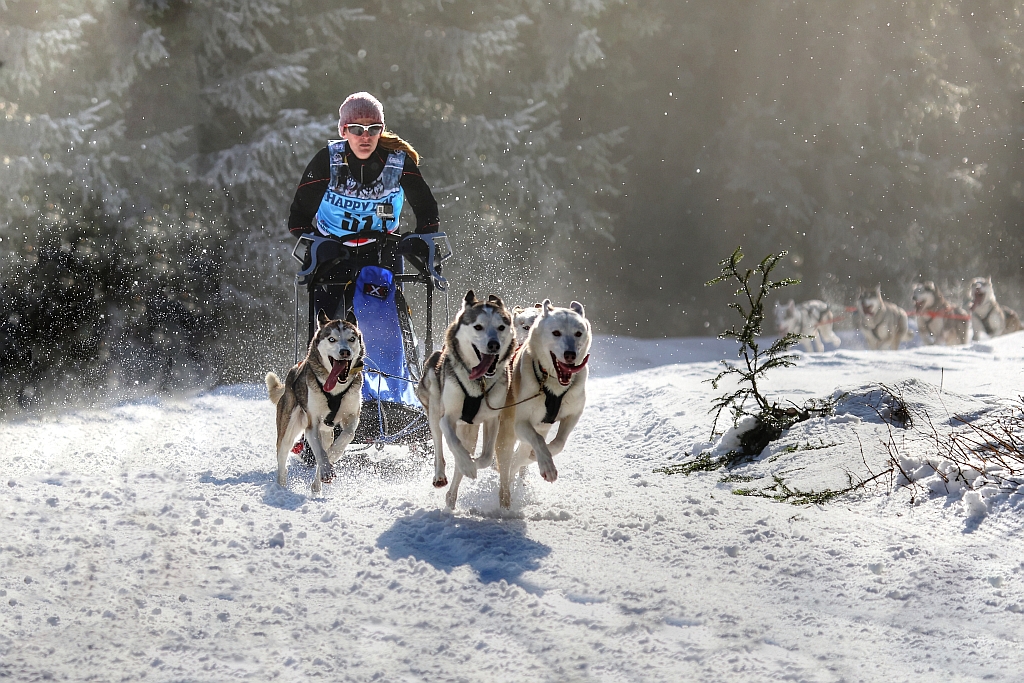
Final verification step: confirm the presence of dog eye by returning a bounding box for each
[574,331,582,337]
[328,337,336,343]
[474,324,483,331]
[552,330,562,337]
[349,337,356,343]
[497,325,506,331]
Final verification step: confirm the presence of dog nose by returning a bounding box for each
[563,350,576,364]
[338,349,350,359]
[486,339,500,354]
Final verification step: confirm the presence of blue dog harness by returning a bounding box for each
[315,140,406,246]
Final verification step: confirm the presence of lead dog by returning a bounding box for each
[774,299,841,352]
[416,291,515,508]
[495,300,591,509]
[266,311,363,494]
[911,281,970,346]
[857,285,912,350]
[969,276,1022,339]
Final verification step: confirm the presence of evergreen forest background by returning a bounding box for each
[2,0,1023,412]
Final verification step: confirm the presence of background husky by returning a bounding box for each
[512,303,543,345]
[415,290,514,509]
[857,285,911,350]
[969,276,1022,340]
[774,299,841,352]
[495,299,591,509]
[911,281,970,346]
[265,312,363,494]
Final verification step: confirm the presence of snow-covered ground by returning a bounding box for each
[3,332,1024,681]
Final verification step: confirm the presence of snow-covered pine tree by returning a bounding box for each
[0,1,219,412]
[711,0,1024,295]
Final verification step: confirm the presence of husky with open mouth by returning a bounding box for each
[416,290,515,508]
[266,311,363,494]
[495,299,591,509]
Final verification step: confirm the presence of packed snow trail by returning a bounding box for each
[2,334,1024,681]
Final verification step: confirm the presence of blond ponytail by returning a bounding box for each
[377,130,421,165]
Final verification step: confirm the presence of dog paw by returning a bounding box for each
[445,490,459,509]
[310,478,322,495]
[319,462,335,484]
[433,476,448,488]
[539,463,558,483]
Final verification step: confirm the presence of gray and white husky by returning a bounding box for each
[857,285,912,350]
[911,281,970,346]
[266,311,364,494]
[512,303,543,346]
[969,276,1022,340]
[415,290,515,508]
[774,299,841,352]
[496,300,591,509]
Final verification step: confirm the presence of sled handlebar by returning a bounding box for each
[292,231,451,291]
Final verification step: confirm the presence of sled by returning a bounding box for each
[291,220,451,448]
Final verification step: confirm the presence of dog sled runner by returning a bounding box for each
[291,221,451,448]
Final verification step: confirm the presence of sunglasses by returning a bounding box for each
[344,123,384,137]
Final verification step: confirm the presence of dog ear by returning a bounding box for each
[540,299,553,316]
[487,294,505,309]
[532,302,542,309]
[569,301,585,317]
[463,290,477,307]
[511,305,524,315]
[317,308,330,328]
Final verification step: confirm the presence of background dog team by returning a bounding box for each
[775,276,1020,351]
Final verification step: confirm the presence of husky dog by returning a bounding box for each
[415,290,515,508]
[265,311,363,494]
[512,303,543,345]
[495,300,591,509]
[774,299,841,352]
[911,281,970,346]
[857,285,912,350]
[969,276,1022,340]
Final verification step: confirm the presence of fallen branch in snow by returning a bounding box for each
[888,398,1024,509]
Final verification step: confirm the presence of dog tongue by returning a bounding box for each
[469,354,496,381]
[323,359,348,392]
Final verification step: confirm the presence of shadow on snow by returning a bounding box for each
[377,509,551,592]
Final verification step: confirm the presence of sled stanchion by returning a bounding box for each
[426,280,433,355]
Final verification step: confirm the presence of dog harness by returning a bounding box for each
[974,304,998,335]
[429,349,503,424]
[533,361,567,424]
[315,140,406,245]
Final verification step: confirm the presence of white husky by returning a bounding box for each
[774,299,841,352]
[969,276,1022,339]
[511,303,543,345]
[496,300,591,509]
[415,291,515,508]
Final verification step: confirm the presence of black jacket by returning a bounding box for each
[287,145,439,237]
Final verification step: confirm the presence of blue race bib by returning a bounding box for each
[315,140,406,240]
